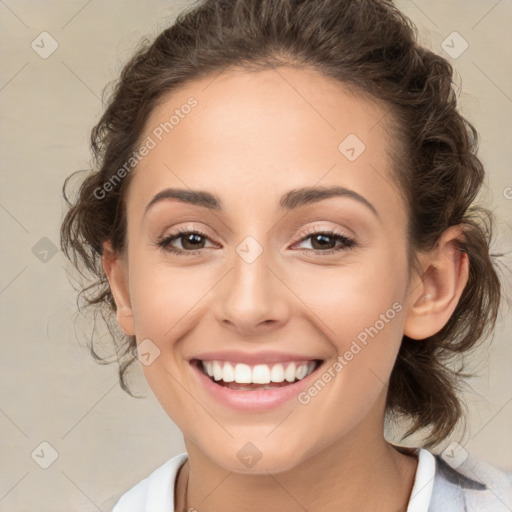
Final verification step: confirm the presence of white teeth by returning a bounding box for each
[234,363,252,383]
[270,364,285,382]
[296,364,308,380]
[204,361,214,377]
[200,360,317,385]
[284,362,296,382]
[252,364,271,384]
[222,362,235,382]
[212,361,223,381]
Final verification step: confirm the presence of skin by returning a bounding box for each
[102,66,469,511]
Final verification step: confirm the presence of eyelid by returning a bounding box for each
[157,227,217,249]
[159,221,219,241]
[291,223,353,243]
[290,225,356,250]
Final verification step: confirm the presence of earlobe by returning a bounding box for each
[115,306,135,336]
[403,226,469,341]
[101,241,135,336]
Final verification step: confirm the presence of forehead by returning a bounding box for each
[127,66,405,225]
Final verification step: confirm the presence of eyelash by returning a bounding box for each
[156,226,357,257]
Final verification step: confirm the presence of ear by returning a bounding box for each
[102,241,135,336]
[403,226,469,340]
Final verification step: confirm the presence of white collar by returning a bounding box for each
[406,447,436,512]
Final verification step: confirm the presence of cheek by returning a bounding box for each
[126,256,212,411]
[291,263,406,437]
[289,251,407,384]
[127,252,208,339]
[293,253,405,336]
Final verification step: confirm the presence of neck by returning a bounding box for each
[175,403,418,512]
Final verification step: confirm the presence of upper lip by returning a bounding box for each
[190,350,323,365]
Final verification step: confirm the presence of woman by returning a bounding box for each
[60,0,512,510]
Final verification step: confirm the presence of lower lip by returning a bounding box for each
[190,360,323,412]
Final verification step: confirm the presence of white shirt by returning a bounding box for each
[111,447,436,512]
[407,448,436,511]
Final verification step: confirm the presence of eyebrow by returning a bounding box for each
[144,185,379,218]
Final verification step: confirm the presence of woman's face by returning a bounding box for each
[113,66,419,473]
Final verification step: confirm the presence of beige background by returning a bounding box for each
[0,0,511,510]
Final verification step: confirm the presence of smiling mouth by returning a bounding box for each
[193,359,323,390]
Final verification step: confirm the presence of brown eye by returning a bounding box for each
[157,229,217,256]
[309,233,337,250]
[294,230,356,253]
[179,232,207,250]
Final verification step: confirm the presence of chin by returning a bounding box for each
[196,436,315,475]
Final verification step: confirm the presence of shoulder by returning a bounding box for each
[110,452,188,512]
[428,447,512,512]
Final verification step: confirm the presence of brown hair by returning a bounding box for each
[60,0,504,449]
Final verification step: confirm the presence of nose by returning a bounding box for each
[213,244,291,336]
